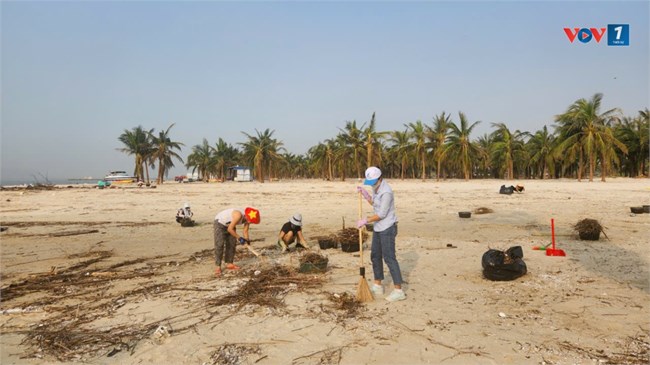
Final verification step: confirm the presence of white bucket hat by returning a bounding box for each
[363,166,382,186]
[184,202,190,209]
[290,213,302,226]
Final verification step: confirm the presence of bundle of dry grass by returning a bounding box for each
[300,252,328,266]
[298,252,329,273]
[336,228,368,245]
[573,218,608,241]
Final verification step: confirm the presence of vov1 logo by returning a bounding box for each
[563,24,629,46]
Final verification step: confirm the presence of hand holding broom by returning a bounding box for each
[356,192,374,302]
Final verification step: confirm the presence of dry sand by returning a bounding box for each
[1,178,649,365]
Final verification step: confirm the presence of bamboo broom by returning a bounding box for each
[356,191,374,302]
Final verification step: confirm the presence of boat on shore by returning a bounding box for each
[104,171,137,183]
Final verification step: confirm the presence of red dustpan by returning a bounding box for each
[546,218,566,256]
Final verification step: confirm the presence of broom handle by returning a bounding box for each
[359,192,364,266]
[551,218,556,250]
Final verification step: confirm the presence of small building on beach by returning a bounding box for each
[230,166,253,182]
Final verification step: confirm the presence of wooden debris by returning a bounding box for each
[50,229,99,237]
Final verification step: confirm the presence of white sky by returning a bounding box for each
[1,1,648,183]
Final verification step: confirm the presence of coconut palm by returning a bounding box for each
[406,120,429,181]
[598,127,628,181]
[186,139,215,182]
[240,129,284,183]
[614,109,649,177]
[475,133,495,178]
[431,112,452,181]
[117,125,154,182]
[526,125,556,179]
[338,121,365,179]
[332,134,353,181]
[444,112,481,180]
[387,129,412,180]
[490,122,528,179]
[213,138,240,181]
[555,93,625,181]
[149,124,184,184]
[362,112,388,168]
[308,142,328,180]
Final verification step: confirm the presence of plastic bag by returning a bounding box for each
[482,246,527,281]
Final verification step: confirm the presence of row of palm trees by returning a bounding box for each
[118,93,649,183]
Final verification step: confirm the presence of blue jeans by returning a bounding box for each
[370,223,403,285]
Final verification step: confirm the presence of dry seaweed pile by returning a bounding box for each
[473,207,494,214]
[300,252,328,266]
[573,218,608,239]
[558,332,649,365]
[207,266,325,311]
[326,292,363,317]
[206,343,263,365]
[0,250,174,303]
[1,250,207,362]
[336,228,367,245]
[10,263,327,362]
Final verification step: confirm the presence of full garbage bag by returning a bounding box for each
[482,246,527,281]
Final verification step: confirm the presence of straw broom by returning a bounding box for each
[356,192,374,302]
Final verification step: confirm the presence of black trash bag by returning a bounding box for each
[482,246,527,281]
[499,185,514,195]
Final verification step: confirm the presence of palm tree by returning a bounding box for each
[240,129,284,183]
[527,125,556,179]
[362,112,388,168]
[490,122,528,179]
[614,109,649,177]
[213,138,240,181]
[338,121,365,179]
[388,129,412,180]
[149,124,184,184]
[406,120,428,181]
[431,112,452,181]
[117,126,153,182]
[475,133,495,178]
[555,93,622,181]
[444,112,481,180]
[598,127,628,181]
[186,139,215,182]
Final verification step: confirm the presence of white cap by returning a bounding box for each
[290,213,302,226]
[363,166,382,186]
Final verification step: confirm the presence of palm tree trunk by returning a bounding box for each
[421,152,426,182]
[589,152,595,182]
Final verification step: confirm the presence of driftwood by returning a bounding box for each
[50,229,99,237]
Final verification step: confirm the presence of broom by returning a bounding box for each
[356,191,374,302]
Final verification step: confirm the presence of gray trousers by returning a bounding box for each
[214,221,236,266]
[370,223,403,285]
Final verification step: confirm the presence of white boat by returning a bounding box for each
[104,171,137,182]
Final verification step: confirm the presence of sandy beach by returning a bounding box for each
[1,178,649,365]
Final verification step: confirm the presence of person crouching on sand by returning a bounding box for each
[213,207,260,277]
[176,202,195,227]
[277,213,308,253]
